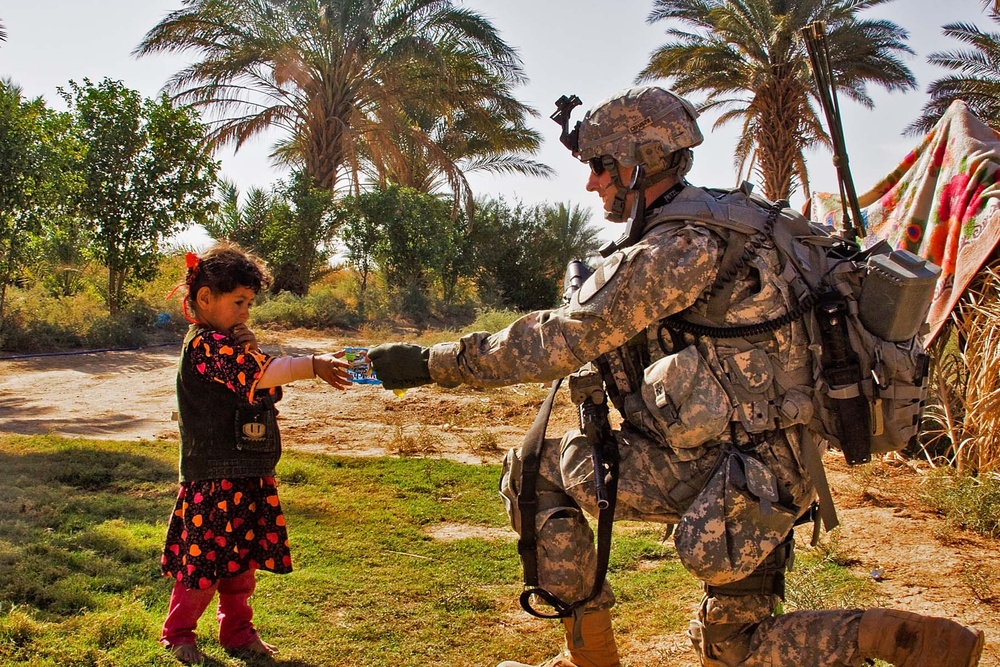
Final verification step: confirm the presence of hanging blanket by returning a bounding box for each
[810,100,1000,344]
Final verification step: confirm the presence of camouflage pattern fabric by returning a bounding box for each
[428,185,869,666]
[576,86,703,167]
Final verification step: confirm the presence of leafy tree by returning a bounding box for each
[135,0,536,204]
[468,198,577,312]
[266,170,340,295]
[29,129,92,301]
[342,185,465,315]
[205,173,341,296]
[638,0,916,201]
[60,78,218,315]
[908,11,1000,135]
[340,196,382,301]
[0,81,81,334]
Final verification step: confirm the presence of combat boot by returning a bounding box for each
[857,608,984,667]
[497,608,620,667]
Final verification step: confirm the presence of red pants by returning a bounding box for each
[160,569,259,649]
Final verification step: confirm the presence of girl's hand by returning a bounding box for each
[312,350,351,390]
[231,323,259,352]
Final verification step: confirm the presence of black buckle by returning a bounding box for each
[519,587,574,619]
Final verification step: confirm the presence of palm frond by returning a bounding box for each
[643,0,915,200]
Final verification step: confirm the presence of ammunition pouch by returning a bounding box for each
[675,448,798,586]
[636,345,731,456]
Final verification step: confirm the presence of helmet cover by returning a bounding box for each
[576,86,703,168]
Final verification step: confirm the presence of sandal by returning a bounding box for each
[166,642,204,665]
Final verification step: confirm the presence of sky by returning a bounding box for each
[1,0,994,243]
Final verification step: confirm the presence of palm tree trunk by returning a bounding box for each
[755,76,806,201]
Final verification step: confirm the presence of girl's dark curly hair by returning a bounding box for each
[184,242,272,314]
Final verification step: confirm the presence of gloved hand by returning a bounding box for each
[368,343,432,390]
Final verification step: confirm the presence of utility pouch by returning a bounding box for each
[816,295,872,465]
[866,338,929,455]
[723,348,776,433]
[674,449,796,586]
[639,345,731,451]
[235,394,280,452]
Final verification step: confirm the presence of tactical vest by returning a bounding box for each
[176,325,282,482]
[599,184,931,487]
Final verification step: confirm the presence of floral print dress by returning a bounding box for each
[161,330,292,589]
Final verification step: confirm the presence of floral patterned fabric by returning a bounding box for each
[188,329,274,403]
[161,476,292,588]
[162,328,291,588]
[811,99,1000,344]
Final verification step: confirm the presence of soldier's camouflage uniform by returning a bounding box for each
[427,184,870,666]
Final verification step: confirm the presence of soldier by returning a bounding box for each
[368,86,984,667]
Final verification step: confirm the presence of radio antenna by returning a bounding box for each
[802,21,866,241]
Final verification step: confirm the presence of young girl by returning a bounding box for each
[160,242,350,665]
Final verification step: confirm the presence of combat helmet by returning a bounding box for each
[552,86,703,224]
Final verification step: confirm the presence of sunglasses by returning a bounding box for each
[589,156,607,176]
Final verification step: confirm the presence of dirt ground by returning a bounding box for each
[2,330,1000,666]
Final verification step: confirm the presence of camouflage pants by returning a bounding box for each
[499,427,868,667]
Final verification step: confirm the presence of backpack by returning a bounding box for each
[653,182,938,468]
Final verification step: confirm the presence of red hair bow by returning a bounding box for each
[166,252,203,324]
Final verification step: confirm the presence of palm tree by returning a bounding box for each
[202,179,278,252]
[541,202,603,268]
[134,0,542,205]
[908,12,1000,135]
[638,0,916,201]
[360,65,553,215]
[0,20,7,43]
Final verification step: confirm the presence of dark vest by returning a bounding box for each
[176,325,282,482]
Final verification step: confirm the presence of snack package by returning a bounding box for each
[344,347,380,384]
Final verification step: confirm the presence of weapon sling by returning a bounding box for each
[517,378,619,627]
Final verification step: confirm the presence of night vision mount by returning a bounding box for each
[551,94,582,153]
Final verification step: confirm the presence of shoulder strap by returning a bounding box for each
[516,378,618,627]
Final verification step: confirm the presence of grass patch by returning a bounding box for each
[0,434,885,666]
[920,467,1000,538]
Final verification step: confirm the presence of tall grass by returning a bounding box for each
[922,266,1000,473]
[920,466,1000,538]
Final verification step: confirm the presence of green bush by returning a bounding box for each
[252,286,362,330]
[0,271,185,353]
[921,467,1000,537]
[462,308,521,335]
[0,313,86,353]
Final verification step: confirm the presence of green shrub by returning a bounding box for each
[0,278,183,353]
[463,308,521,335]
[920,467,1000,537]
[252,287,362,330]
[0,314,86,353]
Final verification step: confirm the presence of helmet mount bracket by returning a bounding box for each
[551,94,583,153]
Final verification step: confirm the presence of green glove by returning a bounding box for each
[368,343,432,390]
